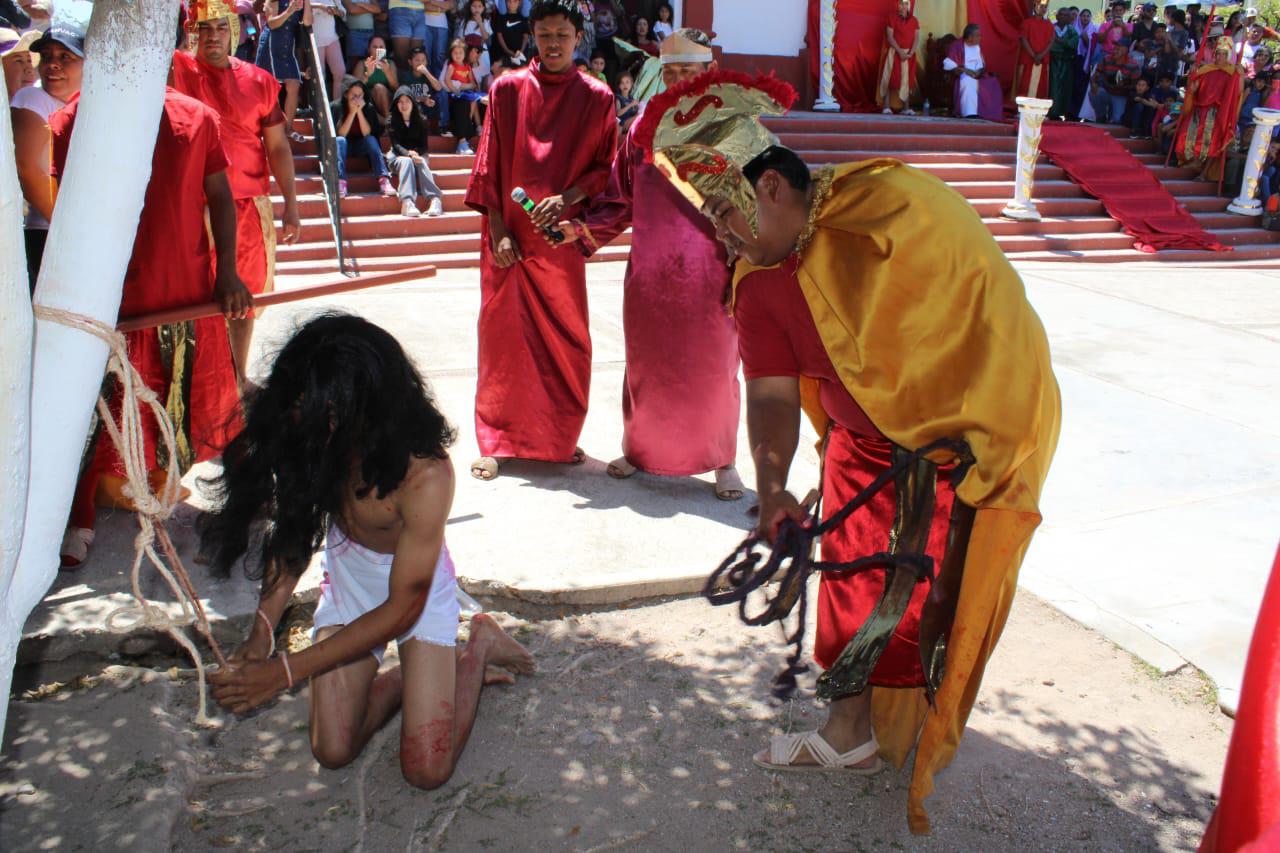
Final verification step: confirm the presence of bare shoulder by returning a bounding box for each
[395,454,456,528]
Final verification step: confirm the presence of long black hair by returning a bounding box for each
[199,313,456,587]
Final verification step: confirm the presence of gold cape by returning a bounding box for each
[734,159,1062,834]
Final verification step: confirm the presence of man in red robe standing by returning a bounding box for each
[1175,39,1246,181]
[1013,0,1055,101]
[464,0,617,480]
[877,0,921,115]
[53,88,250,566]
[554,29,745,501]
[171,0,302,388]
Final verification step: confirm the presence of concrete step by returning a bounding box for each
[276,189,469,219]
[276,242,635,275]
[278,229,634,262]
[292,152,476,175]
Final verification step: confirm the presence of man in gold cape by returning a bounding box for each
[636,72,1061,834]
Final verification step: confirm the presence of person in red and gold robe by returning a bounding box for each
[463,0,617,480]
[171,0,302,387]
[52,89,251,566]
[1012,0,1055,101]
[1175,39,1247,181]
[877,0,921,115]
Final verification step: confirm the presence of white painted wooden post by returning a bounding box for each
[813,0,840,111]
[0,79,34,730]
[1002,96,1054,222]
[0,0,180,734]
[1228,108,1280,216]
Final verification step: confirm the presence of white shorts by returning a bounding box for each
[312,524,460,664]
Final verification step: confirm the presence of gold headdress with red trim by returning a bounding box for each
[189,0,240,53]
[635,71,798,232]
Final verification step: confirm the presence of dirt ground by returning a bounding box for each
[0,590,1229,852]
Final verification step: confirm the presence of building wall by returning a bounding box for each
[681,0,810,99]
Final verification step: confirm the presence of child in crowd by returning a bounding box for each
[332,78,395,198]
[440,36,482,152]
[588,51,607,83]
[574,0,597,62]
[459,0,492,77]
[574,56,590,74]
[492,0,529,66]
[406,47,441,119]
[615,69,638,132]
[1157,88,1183,154]
[653,2,673,41]
[1240,73,1273,138]
[388,86,446,217]
[1128,76,1161,137]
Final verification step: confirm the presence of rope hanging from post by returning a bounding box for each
[34,306,226,725]
[704,437,973,700]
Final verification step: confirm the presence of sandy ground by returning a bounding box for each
[1,589,1229,852]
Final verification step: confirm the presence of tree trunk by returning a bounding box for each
[0,0,180,734]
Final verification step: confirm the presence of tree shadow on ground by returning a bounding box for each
[2,598,1217,852]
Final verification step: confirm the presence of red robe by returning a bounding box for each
[579,111,740,476]
[1175,62,1246,163]
[1014,16,1055,100]
[877,13,921,107]
[52,90,241,525]
[170,49,284,298]
[464,60,617,462]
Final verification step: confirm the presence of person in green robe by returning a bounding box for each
[1050,7,1080,118]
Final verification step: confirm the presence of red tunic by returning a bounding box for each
[735,258,959,688]
[51,90,240,489]
[1015,16,1055,99]
[1175,64,1246,162]
[464,59,617,461]
[171,50,283,298]
[170,50,283,200]
[883,14,920,93]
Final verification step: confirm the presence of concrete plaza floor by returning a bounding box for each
[20,260,1279,717]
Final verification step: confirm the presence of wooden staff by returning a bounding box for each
[115,265,437,333]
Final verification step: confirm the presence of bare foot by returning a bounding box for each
[607,456,636,479]
[715,466,745,501]
[484,664,516,685]
[570,447,587,465]
[470,613,536,675]
[471,456,500,480]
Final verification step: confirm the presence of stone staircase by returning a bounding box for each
[273,111,1278,278]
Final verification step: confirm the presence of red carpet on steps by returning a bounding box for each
[1039,122,1227,253]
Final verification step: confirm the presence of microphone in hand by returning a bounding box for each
[511,187,565,244]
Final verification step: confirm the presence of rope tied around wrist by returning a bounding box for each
[34,306,227,725]
[704,436,974,701]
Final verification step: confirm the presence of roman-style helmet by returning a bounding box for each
[188,0,240,50]
[634,71,797,232]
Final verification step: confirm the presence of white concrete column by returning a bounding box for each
[0,0,180,736]
[1002,96,1054,222]
[813,0,840,111]
[0,76,34,730]
[1228,108,1280,216]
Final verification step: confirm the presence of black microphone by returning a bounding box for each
[510,187,565,244]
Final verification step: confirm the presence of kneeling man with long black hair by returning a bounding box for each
[201,313,534,789]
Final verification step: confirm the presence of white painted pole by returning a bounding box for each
[0,79,35,729]
[1228,108,1280,216]
[0,0,180,734]
[1002,96,1054,222]
[813,0,840,111]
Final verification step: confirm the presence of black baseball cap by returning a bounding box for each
[32,20,87,58]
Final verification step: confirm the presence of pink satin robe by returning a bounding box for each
[464,60,618,461]
[579,115,740,476]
